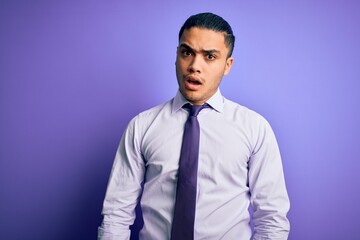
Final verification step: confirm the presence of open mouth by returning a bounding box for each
[187,79,201,85]
[184,75,202,91]
[185,75,202,85]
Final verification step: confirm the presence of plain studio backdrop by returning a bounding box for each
[1,1,359,239]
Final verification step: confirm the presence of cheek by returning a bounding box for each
[209,66,225,86]
[175,61,185,81]
[175,58,184,71]
[175,59,181,72]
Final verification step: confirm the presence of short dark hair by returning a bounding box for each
[178,12,235,57]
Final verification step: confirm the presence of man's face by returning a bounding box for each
[176,27,234,105]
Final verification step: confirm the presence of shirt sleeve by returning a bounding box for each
[98,117,145,240]
[248,116,290,240]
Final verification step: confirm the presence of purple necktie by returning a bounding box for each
[171,103,208,240]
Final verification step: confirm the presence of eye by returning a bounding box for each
[181,49,192,57]
[206,54,216,60]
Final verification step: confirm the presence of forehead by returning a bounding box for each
[179,27,228,51]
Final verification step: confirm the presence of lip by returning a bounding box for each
[183,75,202,91]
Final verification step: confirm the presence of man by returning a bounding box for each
[98,12,290,240]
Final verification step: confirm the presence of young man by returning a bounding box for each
[98,12,290,240]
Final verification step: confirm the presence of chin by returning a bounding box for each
[186,95,202,105]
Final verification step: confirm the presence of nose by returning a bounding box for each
[187,55,201,73]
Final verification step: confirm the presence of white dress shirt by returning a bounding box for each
[98,89,290,240]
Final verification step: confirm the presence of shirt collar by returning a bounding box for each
[172,89,224,113]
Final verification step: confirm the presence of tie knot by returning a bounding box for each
[184,103,209,117]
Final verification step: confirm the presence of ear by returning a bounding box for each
[224,57,234,76]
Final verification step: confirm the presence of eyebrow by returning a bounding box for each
[179,43,221,55]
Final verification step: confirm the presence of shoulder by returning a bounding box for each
[128,99,173,129]
[223,98,270,127]
[138,99,172,119]
[223,98,278,153]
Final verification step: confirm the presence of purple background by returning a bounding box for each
[1,1,359,239]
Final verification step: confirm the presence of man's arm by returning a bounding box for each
[98,117,145,240]
[248,117,290,240]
